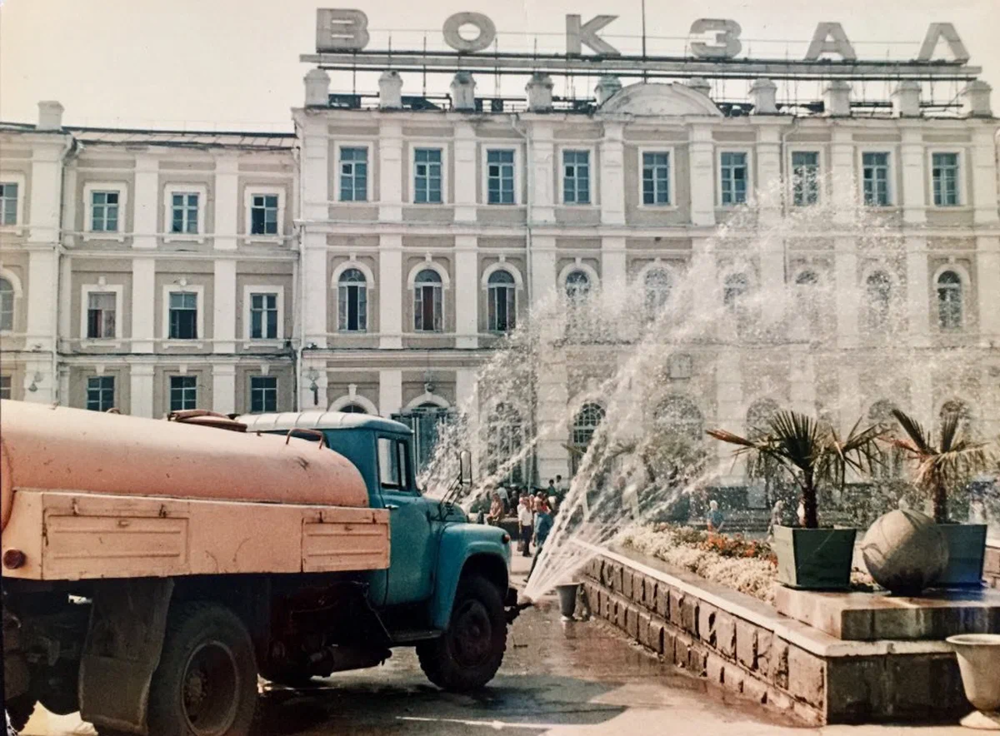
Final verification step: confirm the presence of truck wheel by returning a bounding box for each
[6,696,37,732]
[417,575,506,692]
[146,602,258,736]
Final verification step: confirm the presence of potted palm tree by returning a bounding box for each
[708,410,884,590]
[891,408,993,587]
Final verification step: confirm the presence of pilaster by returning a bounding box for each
[213,259,237,353]
[688,124,716,227]
[129,363,155,418]
[378,234,403,349]
[211,363,237,415]
[378,369,403,417]
[455,236,479,348]
[454,122,478,223]
[379,120,403,222]
[599,122,625,225]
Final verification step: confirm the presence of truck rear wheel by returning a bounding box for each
[417,575,506,692]
[145,602,258,736]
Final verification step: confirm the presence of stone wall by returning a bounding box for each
[580,548,971,725]
[987,543,1000,589]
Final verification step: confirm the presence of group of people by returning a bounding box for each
[481,476,571,564]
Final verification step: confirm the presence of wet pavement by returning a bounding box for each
[21,556,970,735]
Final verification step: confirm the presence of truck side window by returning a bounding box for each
[377,438,402,488]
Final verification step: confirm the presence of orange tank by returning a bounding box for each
[0,400,369,531]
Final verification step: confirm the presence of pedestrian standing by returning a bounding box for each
[530,501,554,576]
[706,499,725,533]
[517,496,534,557]
[496,484,510,515]
[486,492,504,526]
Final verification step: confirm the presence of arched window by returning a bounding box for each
[339,403,367,414]
[644,269,671,318]
[746,398,780,438]
[570,402,605,473]
[486,402,525,485]
[0,278,13,332]
[487,270,516,333]
[564,270,591,301]
[654,396,704,442]
[723,273,748,312]
[866,271,891,331]
[937,270,962,330]
[338,268,368,332]
[414,269,443,332]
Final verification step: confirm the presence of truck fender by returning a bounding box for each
[430,526,509,631]
[79,578,174,735]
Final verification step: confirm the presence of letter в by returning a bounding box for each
[316,9,370,52]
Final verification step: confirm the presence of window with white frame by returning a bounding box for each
[250,375,278,413]
[0,375,11,400]
[565,269,591,301]
[87,376,115,412]
[932,153,960,206]
[570,403,605,474]
[249,292,279,340]
[487,270,516,332]
[0,278,14,331]
[414,269,443,332]
[414,148,443,204]
[170,191,200,234]
[644,269,671,318]
[338,268,368,332]
[339,147,368,202]
[642,152,671,205]
[0,183,18,225]
[486,149,515,204]
[170,375,197,411]
[90,190,120,232]
[86,292,116,339]
[250,193,279,235]
[168,291,199,340]
[563,150,590,204]
[719,152,748,206]
[791,152,820,206]
[937,270,963,329]
[340,403,367,414]
[862,152,891,206]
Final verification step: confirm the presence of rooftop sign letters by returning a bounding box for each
[315,9,970,64]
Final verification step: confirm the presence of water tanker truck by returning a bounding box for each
[1,400,516,735]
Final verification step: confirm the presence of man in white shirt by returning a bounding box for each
[517,496,534,557]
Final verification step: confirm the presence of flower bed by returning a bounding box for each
[619,524,780,603]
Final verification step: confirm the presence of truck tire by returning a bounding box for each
[6,696,36,732]
[417,575,506,692]
[145,602,258,736]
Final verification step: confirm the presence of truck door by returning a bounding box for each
[376,434,436,606]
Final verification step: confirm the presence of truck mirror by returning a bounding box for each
[459,450,473,486]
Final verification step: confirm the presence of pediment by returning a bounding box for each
[600,82,722,117]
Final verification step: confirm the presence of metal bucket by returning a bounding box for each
[556,583,580,619]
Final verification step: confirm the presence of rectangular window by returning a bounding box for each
[642,152,671,205]
[486,149,515,205]
[250,376,277,413]
[563,150,590,204]
[91,191,120,232]
[377,437,409,489]
[169,375,197,411]
[250,194,279,235]
[720,152,748,206]
[0,375,11,400]
[170,192,199,234]
[413,148,443,204]
[0,183,18,225]
[932,153,960,206]
[791,152,820,206]
[86,292,116,339]
[862,152,891,206]
[339,147,368,202]
[86,376,115,412]
[168,291,198,340]
[249,292,279,339]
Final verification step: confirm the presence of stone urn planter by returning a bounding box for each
[860,509,948,595]
[936,524,989,588]
[947,633,1000,730]
[772,526,857,590]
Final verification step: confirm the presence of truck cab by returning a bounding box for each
[239,411,517,685]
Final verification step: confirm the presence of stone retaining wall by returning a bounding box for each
[580,548,971,725]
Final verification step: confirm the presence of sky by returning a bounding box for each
[1,0,997,132]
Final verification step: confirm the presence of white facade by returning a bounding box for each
[2,70,999,482]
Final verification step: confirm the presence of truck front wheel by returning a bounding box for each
[145,602,258,736]
[417,575,506,692]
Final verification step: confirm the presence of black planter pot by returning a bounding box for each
[772,525,857,590]
[934,523,988,588]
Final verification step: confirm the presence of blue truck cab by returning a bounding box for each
[238,410,517,692]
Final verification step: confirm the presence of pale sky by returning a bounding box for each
[1,0,997,131]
